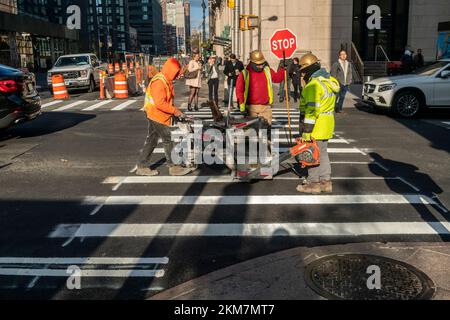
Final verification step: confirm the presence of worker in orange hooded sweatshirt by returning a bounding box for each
[136,58,192,176]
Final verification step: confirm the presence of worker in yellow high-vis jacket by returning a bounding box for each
[297,53,340,194]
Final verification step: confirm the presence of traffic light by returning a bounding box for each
[240,15,259,31]
[228,0,235,9]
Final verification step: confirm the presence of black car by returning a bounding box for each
[0,64,41,131]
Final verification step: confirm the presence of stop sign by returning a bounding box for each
[270,28,298,60]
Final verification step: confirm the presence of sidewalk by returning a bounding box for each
[151,242,450,300]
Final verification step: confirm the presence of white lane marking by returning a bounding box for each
[82,194,436,206]
[52,100,87,111]
[0,268,165,278]
[152,147,365,154]
[82,100,114,111]
[0,257,169,265]
[442,122,450,126]
[48,222,450,238]
[111,100,137,111]
[102,176,402,185]
[168,137,349,144]
[41,100,63,108]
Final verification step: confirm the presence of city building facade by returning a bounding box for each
[211,0,450,70]
[0,0,79,69]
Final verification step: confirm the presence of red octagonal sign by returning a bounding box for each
[270,28,298,60]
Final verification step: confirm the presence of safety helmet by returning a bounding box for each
[299,53,320,70]
[250,50,266,65]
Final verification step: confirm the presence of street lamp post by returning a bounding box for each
[202,0,207,44]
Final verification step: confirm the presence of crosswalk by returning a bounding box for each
[2,106,449,295]
[41,98,144,112]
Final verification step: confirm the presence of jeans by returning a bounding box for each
[293,82,301,102]
[278,77,291,101]
[226,78,236,107]
[307,140,331,183]
[208,78,219,106]
[335,84,349,112]
[138,119,174,168]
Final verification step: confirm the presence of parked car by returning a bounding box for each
[47,53,105,93]
[363,59,450,118]
[0,64,41,131]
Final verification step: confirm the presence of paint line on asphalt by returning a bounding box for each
[0,268,165,278]
[48,222,450,238]
[102,176,402,185]
[52,100,87,112]
[0,257,169,265]
[82,100,114,111]
[152,147,366,154]
[111,100,137,111]
[81,194,436,206]
[41,100,63,108]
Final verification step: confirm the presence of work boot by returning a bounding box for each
[136,167,159,176]
[320,180,333,193]
[169,165,193,176]
[296,181,321,194]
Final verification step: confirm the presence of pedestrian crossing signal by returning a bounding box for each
[240,15,259,31]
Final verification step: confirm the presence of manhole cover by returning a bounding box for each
[305,254,435,300]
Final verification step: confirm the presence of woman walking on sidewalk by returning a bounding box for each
[206,55,220,108]
[289,57,302,103]
[186,52,203,111]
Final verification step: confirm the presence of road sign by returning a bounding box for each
[270,28,298,60]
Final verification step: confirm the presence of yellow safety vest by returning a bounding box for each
[299,74,340,140]
[240,66,274,112]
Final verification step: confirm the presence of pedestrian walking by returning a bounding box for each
[289,57,302,103]
[278,58,293,103]
[414,49,425,69]
[331,49,354,113]
[236,50,285,126]
[206,55,220,108]
[401,46,414,74]
[137,58,192,177]
[296,53,340,194]
[185,52,203,111]
[223,54,244,108]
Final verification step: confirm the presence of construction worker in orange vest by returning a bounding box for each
[136,58,192,177]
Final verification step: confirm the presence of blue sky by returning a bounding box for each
[190,0,208,31]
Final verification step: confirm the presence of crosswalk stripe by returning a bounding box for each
[41,100,63,108]
[0,268,165,278]
[165,137,349,144]
[111,100,137,111]
[52,100,87,111]
[82,100,114,111]
[0,257,169,265]
[82,194,436,206]
[102,176,401,185]
[153,147,365,154]
[49,222,450,238]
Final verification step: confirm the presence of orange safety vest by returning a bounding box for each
[144,73,174,126]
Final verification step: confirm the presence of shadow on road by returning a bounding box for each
[0,112,96,142]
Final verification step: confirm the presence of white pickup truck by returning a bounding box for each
[47,54,105,93]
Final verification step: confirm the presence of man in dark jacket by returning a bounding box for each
[414,49,425,69]
[224,54,244,108]
[331,49,354,113]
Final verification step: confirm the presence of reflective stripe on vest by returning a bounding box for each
[144,73,171,112]
[240,66,273,112]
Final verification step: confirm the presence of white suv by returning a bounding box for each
[47,54,103,93]
[363,59,450,118]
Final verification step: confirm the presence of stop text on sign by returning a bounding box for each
[271,38,296,51]
[269,28,298,60]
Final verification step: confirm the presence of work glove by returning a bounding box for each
[302,132,312,142]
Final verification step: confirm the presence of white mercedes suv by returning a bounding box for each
[363,59,450,118]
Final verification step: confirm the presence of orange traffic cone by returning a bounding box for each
[99,70,106,100]
[108,63,114,75]
[51,74,69,100]
[114,62,120,73]
[114,71,128,99]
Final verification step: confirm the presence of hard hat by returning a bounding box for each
[250,50,266,65]
[299,53,320,70]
